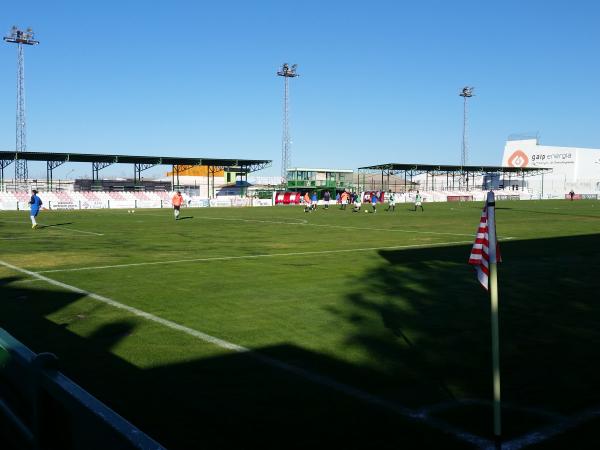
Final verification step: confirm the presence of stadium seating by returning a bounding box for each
[0,188,536,211]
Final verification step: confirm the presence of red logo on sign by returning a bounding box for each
[507,150,529,168]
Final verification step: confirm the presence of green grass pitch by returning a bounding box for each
[1,200,600,449]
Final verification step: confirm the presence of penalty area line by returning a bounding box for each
[36,240,474,274]
[0,258,492,449]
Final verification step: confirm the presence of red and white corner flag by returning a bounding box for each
[469,191,503,438]
[469,191,501,290]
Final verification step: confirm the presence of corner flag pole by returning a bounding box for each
[487,191,501,437]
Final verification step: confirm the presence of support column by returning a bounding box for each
[92,161,113,185]
[387,169,390,192]
[211,166,215,198]
[46,160,66,192]
[0,160,12,192]
[134,163,157,187]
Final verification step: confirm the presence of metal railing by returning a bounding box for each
[0,328,165,450]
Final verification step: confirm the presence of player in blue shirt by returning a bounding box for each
[29,190,43,229]
[371,192,378,213]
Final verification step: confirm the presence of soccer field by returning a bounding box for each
[1,200,600,449]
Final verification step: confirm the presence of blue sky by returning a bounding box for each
[2,0,599,178]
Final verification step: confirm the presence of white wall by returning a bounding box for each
[503,139,600,195]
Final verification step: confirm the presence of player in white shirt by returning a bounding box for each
[386,190,396,212]
[414,191,424,212]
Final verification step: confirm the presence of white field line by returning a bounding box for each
[39,224,104,236]
[134,212,491,238]
[0,258,491,449]
[502,405,600,450]
[36,240,474,274]
[418,398,566,422]
[120,212,310,226]
[0,236,92,241]
[0,219,104,236]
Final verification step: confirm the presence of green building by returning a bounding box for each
[286,168,354,195]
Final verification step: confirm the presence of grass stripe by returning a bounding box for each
[35,240,473,274]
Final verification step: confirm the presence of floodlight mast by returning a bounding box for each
[277,63,299,184]
[4,26,39,183]
[459,86,474,170]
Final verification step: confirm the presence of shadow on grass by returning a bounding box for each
[38,222,74,229]
[176,216,194,220]
[330,233,600,440]
[0,276,465,450]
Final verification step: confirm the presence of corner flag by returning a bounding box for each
[469,191,501,290]
[469,191,503,438]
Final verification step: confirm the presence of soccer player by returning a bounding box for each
[386,190,396,212]
[371,192,378,213]
[352,193,362,212]
[323,190,330,209]
[340,191,349,210]
[28,189,43,229]
[303,192,311,213]
[311,192,318,210]
[414,191,424,212]
[172,191,184,220]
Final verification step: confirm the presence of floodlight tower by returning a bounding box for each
[459,86,474,169]
[277,63,299,183]
[4,26,39,182]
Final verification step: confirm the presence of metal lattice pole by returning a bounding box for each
[4,26,39,184]
[277,63,299,184]
[282,75,290,180]
[16,43,27,180]
[459,86,474,170]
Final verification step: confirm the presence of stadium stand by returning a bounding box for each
[0,188,537,211]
